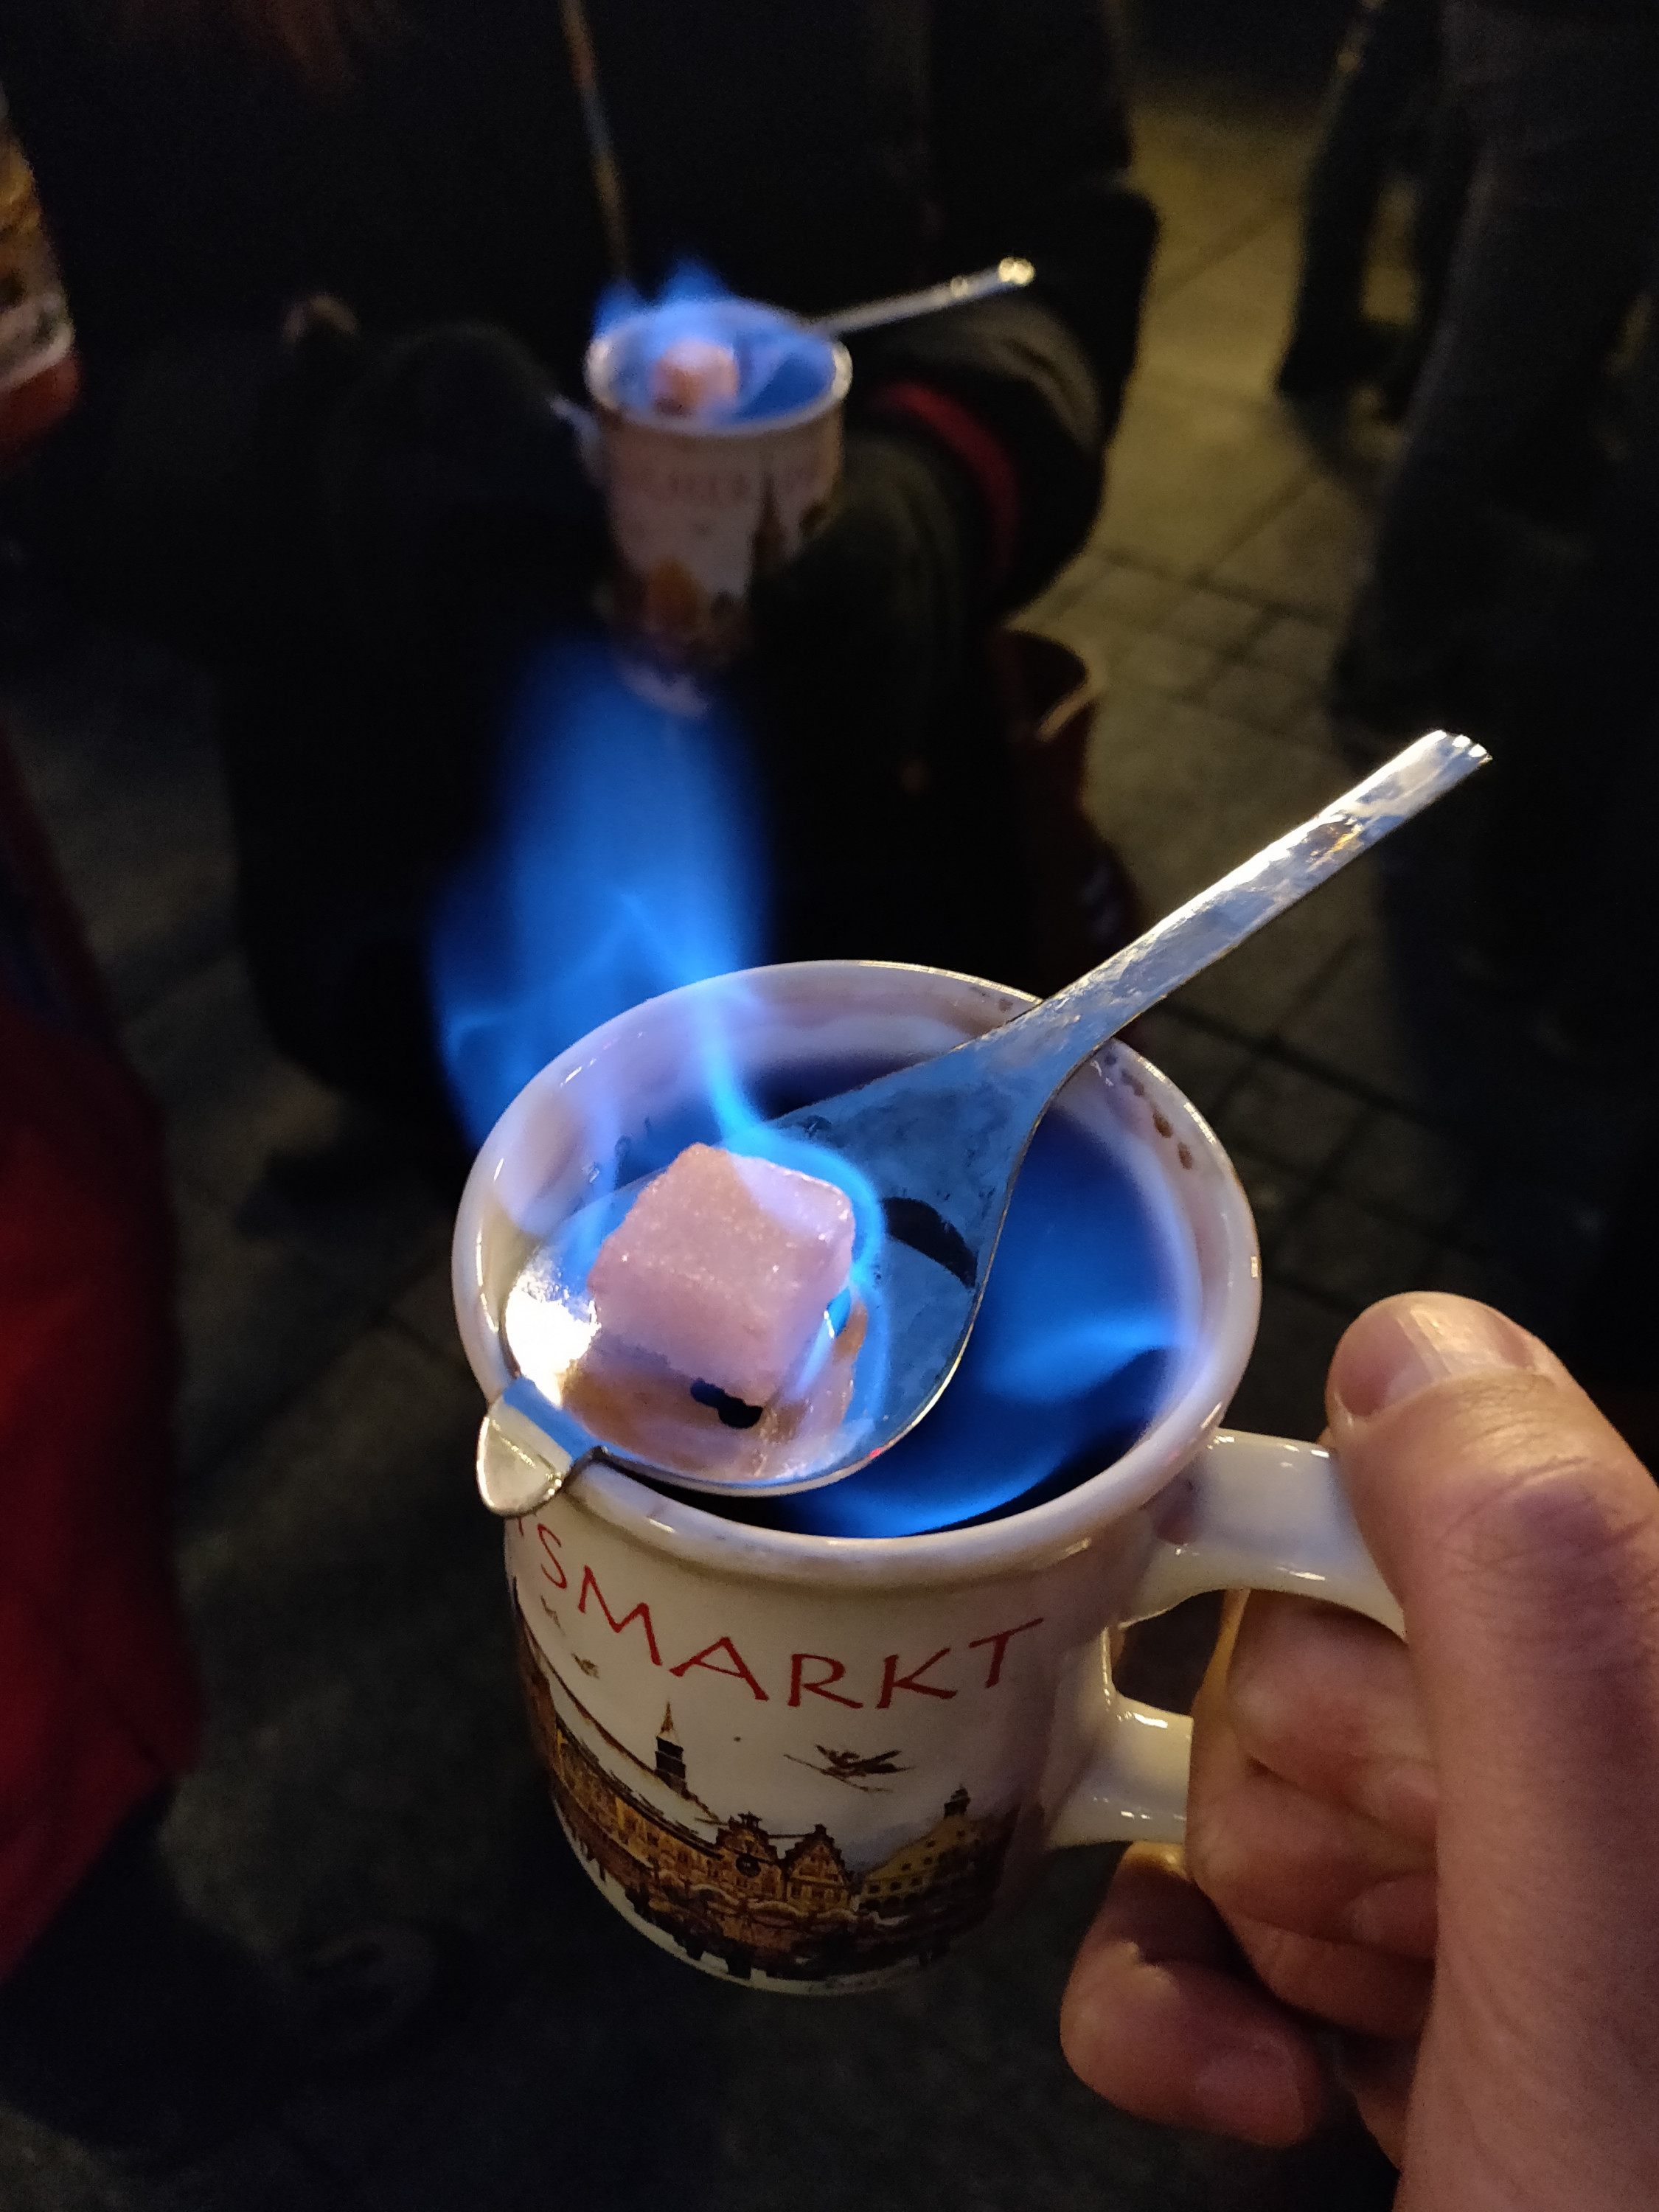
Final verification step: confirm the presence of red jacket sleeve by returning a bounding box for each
[0,747,200,1978]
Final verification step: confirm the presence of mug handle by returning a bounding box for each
[1047,1429,1402,1849]
[550,392,604,482]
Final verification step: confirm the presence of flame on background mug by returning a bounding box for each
[452,961,1400,1995]
[583,300,851,671]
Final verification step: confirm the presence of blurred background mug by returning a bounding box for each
[581,299,851,671]
[453,960,1401,1994]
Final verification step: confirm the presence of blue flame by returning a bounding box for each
[430,639,766,1147]
[731,1112,1189,1538]
[594,254,731,339]
[591,256,836,424]
[429,636,885,1298]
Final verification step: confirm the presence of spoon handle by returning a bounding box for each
[811,257,1034,338]
[990,730,1489,1102]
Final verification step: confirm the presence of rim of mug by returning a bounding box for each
[585,305,852,437]
[455,959,1261,1590]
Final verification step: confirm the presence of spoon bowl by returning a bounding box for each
[473,731,1486,1517]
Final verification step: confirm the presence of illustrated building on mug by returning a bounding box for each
[515,1610,1015,1982]
[622,471,796,662]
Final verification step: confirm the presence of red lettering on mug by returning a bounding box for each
[577,1565,662,1665]
[536,1522,568,1590]
[669,1637,770,1700]
[966,1617,1044,1688]
[788,1655,862,1709]
[877,1649,957,1707]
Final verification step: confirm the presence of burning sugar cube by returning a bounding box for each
[588,1143,855,1406]
[649,335,742,417]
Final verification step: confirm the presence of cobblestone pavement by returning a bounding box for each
[1,52,1645,2212]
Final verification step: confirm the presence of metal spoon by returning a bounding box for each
[552,261,1036,476]
[478,731,1486,1518]
[811,257,1034,338]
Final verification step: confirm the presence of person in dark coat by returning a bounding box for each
[0,0,1157,1138]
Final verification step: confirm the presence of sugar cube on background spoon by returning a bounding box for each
[587,1144,855,1407]
[649,335,742,417]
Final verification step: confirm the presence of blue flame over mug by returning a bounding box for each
[430,636,889,1413]
[431,638,766,1149]
[592,258,841,426]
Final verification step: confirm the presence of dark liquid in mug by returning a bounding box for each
[622,1056,1194,1540]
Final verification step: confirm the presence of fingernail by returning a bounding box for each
[1192,2039,1318,2143]
[1354,1757,1439,1848]
[1345,1871,1437,1955]
[1330,1295,1551,1422]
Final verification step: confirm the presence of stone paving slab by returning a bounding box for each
[1208,473,1371,617]
[0,643,232,1021]
[1087,684,1354,915]
[1164,584,1268,655]
[1136,215,1303,401]
[170,1188,423,1495]
[1339,1107,1475,1236]
[0,2116,131,2212]
[1220,1057,1370,1178]
[1248,612,1337,686]
[1091,380,1315,579]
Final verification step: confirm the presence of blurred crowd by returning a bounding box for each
[1277,0,1659,1441]
[1,0,1659,2201]
[1282,0,1659,1060]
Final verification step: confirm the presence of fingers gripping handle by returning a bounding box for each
[1047,1430,1402,1849]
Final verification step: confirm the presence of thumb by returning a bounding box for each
[1325,1293,1659,2206]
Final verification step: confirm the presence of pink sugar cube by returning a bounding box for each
[588,1143,855,1405]
[649,335,742,416]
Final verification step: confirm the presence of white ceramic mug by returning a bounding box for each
[583,301,852,672]
[452,961,1399,1994]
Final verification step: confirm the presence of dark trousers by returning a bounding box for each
[1358,0,1659,686]
[1287,0,1444,352]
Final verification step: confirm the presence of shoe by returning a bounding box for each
[111,1922,453,2184]
[245,1102,472,1222]
[1275,319,1401,403]
[282,1921,451,2073]
[1374,330,1429,424]
[1530,999,1654,1082]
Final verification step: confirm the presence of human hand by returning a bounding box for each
[305,321,606,650]
[1060,1292,1659,2206]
